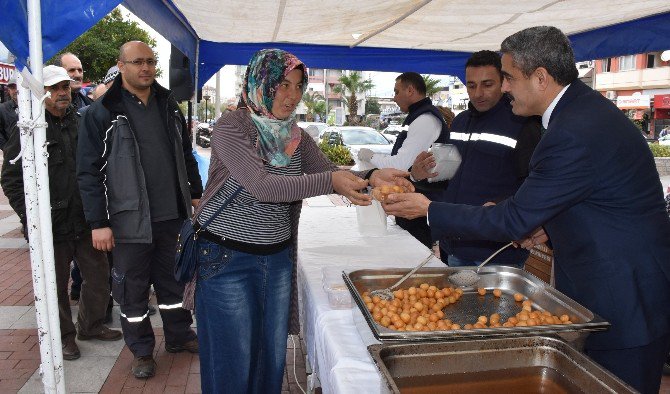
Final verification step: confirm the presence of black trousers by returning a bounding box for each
[53,236,110,339]
[111,219,196,357]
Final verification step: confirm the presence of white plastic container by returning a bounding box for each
[428,143,462,182]
[322,267,352,309]
[356,200,387,236]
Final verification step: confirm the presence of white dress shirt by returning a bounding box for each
[370,113,441,170]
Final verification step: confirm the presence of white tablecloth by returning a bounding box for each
[297,205,444,394]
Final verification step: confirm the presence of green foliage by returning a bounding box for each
[302,91,325,121]
[649,143,670,157]
[313,101,326,120]
[50,8,158,83]
[333,71,374,124]
[422,75,442,97]
[318,141,354,165]
[365,97,380,114]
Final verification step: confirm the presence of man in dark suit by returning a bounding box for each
[383,26,670,393]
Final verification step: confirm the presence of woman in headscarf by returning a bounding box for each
[188,49,411,393]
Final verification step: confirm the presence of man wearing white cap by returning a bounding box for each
[0,65,122,361]
[0,74,18,149]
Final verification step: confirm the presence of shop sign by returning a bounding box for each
[616,95,650,109]
[0,62,15,85]
[654,94,670,109]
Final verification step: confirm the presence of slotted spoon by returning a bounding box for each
[447,242,514,287]
[369,253,435,301]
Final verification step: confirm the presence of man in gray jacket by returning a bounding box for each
[77,41,202,379]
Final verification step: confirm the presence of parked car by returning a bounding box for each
[658,135,670,146]
[320,126,393,170]
[297,121,328,142]
[380,125,407,143]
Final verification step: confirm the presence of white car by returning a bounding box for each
[380,125,407,143]
[658,135,670,146]
[297,121,328,142]
[320,126,393,170]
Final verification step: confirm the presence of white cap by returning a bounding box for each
[43,65,74,87]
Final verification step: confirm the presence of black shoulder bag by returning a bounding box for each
[174,186,242,283]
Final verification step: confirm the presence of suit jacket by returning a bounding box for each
[428,79,670,350]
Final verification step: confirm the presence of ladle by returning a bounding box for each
[447,242,514,287]
[369,253,435,301]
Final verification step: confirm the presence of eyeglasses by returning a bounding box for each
[121,59,158,67]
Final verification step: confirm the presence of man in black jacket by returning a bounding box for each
[0,74,18,149]
[1,65,122,361]
[77,41,203,379]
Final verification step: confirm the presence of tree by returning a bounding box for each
[422,75,442,98]
[365,98,380,115]
[50,8,158,82]
[333,71,374,124]
[313,101,326,121]
[302,91,324,121]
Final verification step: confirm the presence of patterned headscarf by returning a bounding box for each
[241,49,308,167]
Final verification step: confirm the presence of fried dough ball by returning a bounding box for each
[513,292,524,302]
[477,288,487,296]
[371,185,407,202]
[492,288,502,297]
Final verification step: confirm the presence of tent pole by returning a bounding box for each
[26,0,65,392]
[15,75,59,394]
[192,41,199,147]
[215,69,221,120]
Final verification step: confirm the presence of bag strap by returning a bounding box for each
[196,186,243,233]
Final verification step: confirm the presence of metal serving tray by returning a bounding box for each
[343,266,609,342]
[368,336,635,393]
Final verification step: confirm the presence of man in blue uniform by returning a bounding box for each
[412,50,540,267]
[383,26,670,393]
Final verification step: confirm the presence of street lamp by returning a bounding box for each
[203,94,211,122]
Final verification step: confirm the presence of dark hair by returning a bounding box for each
[465,50,502,77]
[396,72,426,96]
[500,26,578,86]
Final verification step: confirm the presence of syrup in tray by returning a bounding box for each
[396,366,583,394]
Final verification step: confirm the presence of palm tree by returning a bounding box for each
[313,101,326,121]
[422,75,443,98]
[302,91,325,121]
[333,71,374,124]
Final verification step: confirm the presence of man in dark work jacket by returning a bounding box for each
[77,41,202,379]
[358,72,449,248]
[413,50,541,267]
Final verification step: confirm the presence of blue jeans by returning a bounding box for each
[195,239,293,394]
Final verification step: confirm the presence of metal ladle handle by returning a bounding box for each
[388,253,435,292]
[475,242,514,273]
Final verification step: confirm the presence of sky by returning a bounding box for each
[123,7,454,100]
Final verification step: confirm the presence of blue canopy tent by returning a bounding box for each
[2,0,670,87]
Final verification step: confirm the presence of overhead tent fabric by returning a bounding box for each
[1,0,670,86]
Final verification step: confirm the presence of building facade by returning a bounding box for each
[594,51,670,136]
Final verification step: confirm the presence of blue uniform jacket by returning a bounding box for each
[428,79,670,350]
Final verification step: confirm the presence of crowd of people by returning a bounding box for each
[0,24,668,394]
